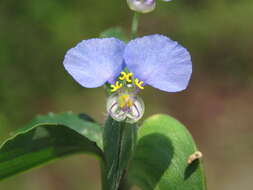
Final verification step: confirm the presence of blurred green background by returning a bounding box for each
[0,0,253,189]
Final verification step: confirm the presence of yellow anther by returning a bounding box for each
[126,73,133,82]
[134,78,144,90]
[118,94,133,108]
[119,72,133,83]
[119,72,127,80]
[111,81,123,92]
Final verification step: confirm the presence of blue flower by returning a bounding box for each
[63,34,192,93]
[64,34,192,122]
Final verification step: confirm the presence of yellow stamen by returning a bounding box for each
[119,72,133,83]
[119,72,127,80]
[118,94,133,108]
[111,81,122,92]
[126,73,133,83]
[135,78,144,90]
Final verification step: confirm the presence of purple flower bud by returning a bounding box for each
[127,0,156,13]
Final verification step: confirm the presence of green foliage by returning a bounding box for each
[18,112,103,149]
[0,112,205,190]
[0,112,103,180]
[128,114,206,190]
[102,117,137,190]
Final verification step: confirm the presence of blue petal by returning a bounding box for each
[63,38,125,88]
[124,34,192,92]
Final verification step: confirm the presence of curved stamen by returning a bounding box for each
[119,71,133,83]
[134,78,144,90]
[111,81,123,92]
[133,103,141,118]
[109,102,126,119]
[109,102,118,115]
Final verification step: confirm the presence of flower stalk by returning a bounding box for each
[131,12,140,39]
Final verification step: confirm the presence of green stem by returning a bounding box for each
[100,160,108,190]
[131,12,140,39]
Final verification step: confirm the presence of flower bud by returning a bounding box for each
[127,0,156,13]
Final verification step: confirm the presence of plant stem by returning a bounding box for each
[131,12,140,39]
[100,160,108,190]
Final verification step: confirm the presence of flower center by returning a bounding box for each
[106,72,145,123]
[106,92,144,123]
[118,94,134,109]
[110,71,144,92]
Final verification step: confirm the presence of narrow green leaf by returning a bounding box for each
[0,112,103,180]
[100,27,128,42]
[129,114,206,190]
[103,117,137,190]
[16,112,103,149]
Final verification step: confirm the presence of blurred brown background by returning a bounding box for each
[0,0,253,189]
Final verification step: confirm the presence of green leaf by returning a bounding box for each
[102,117,137,190]
[16,112,103,149]
[0,112,103,180]
[129,114,206,190]
[100,27,128,42]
